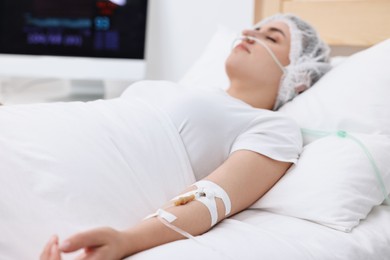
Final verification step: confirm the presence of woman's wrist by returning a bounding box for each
[118,229,140,258]
[118,217,181,258]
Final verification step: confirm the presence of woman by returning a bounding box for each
[40,13,330,259]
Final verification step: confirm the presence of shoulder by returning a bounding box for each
[246,109,301,134]
[233,110,303,163]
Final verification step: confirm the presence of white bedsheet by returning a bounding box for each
[130,206,390,260]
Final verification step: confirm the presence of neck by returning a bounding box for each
[226,80,276,110]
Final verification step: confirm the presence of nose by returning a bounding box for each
[242,29,253,36]
[241,29,259,44]
[243,27,263,35]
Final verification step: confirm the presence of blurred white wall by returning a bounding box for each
[145,0,254,81]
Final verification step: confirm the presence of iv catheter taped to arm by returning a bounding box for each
[170,180,231,226]
[143,180,231,240]
[145,180,231,227]
[143,180,233,257]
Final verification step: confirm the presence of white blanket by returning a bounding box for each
[0,98,196,259]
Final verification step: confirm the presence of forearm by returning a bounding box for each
[120,198,225,256]
[119,150,291,257]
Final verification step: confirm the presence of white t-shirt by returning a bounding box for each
[122,81,302,180]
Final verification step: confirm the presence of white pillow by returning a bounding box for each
[251,133,390,232]
[279,39,390,145]
[179,25,238,90]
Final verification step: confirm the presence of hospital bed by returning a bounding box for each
[134,1,390,259]
[1,0,390,259]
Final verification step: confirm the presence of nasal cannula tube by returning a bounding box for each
[232,35,287,73]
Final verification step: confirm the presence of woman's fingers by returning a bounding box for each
[40,235,60,260]
[59,228,113,253]
[50,243,62,260]
[40,236,55,259]
[74,251,88,260]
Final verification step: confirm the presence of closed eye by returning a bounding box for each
[266,36,276,43]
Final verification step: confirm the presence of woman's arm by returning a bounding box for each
[44,150,291,259]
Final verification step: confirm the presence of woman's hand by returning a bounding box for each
[40,235,61,260]
[60,227,128,259]
[41,227,130,260]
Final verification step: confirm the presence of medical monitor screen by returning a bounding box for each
[0,0,148,59]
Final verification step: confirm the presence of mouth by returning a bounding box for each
[235,43,250,53]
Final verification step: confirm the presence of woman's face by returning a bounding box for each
[225,21,291,95]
